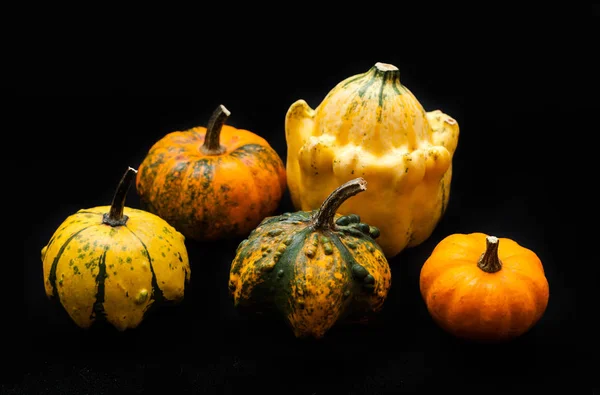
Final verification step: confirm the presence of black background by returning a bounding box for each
[14,5,597,394]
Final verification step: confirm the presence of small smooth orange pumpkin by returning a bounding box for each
[419,232,549,342]
[136,105,287,241]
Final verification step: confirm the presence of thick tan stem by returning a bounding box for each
[477,236,502,273]
[312,178,367,230]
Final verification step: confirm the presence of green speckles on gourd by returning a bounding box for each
[277,269,285,278]
[345,241,357,249]
[283,236,293,246]
[261,244,268,251]
[366,244,375,253]
[277,244,287,254]
[135,289,148,305]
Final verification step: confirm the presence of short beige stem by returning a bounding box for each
[477,236,502,273]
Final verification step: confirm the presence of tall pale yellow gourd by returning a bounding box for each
[285,62,460,258]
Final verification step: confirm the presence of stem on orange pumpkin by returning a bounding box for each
[477,236,503,273]
[103,167,137,227]
[201,104,230,155]
[312,178,367,230]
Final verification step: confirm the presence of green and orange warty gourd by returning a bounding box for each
[419,233,549,342]
[229,178,392,339]
[286,62,460,258]
[41,167,191,331]
[136,105,287,241]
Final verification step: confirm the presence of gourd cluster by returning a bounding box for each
[41,62,549,342]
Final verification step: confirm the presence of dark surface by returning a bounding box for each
[15,7,597,394]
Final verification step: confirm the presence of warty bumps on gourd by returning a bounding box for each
[229,178,391,339]
[285,62,460,258]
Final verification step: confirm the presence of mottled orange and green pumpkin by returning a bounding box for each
[41,167,191,331]
[229,178,392,339]
[136,105,287,241]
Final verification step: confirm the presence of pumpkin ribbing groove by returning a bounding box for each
[266,228,312,312]
[175,160,195,230]
[90,250,108,322]
[357,75,378,98]
[326,230,371,287]
[125,226,165,303]
[228,149,261,214]
[149,157,180,217]
[48,225,97,300]
[377,72,388,113]
[506,269,545,314]
[391,80,403,96]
